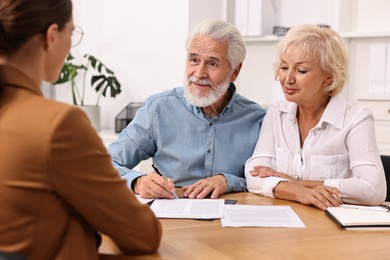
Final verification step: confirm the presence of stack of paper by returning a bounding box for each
[149,198,306,228]
[150,199,225,219]
[221,205,306,228]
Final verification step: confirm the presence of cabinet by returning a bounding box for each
[348,34,390,155]
[225,0,390,155]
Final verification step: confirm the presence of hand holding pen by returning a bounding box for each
[151,164,179,199]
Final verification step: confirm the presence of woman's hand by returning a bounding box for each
[299,185,343,210]
[250,165,298,183]
[274,183,342,211]
[250,165,343,210]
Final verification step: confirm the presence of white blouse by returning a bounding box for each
[245,95,386,205]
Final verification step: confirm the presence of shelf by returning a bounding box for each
[244,35,281,42]
[355,93,390,101]
[244,32,390,43]
[340,31,390,39]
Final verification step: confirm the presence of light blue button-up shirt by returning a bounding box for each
[108,84,266,192]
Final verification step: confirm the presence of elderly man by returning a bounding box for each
[108,19,266,199]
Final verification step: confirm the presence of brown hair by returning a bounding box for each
[0,0,72,98]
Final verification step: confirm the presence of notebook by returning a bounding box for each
[325,204,390,230]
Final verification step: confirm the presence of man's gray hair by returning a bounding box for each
[185,19,246,70]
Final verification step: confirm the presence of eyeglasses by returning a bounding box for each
[69,25,84,47]
[62,25,84,47]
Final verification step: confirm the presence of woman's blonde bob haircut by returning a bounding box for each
[275,24,349,96]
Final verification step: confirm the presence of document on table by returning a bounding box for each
[135,195,154,205]
[150,199,225,219]
[221,205,306,228]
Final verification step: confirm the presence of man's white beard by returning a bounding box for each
[184,76,230,107]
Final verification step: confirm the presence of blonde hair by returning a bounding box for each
[275,24,349,96]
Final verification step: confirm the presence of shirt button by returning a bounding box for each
[207,150,211,153]
[209,122,213,126]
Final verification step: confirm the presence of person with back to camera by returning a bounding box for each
[245,24,386,211]
[108,19,266,200]
[0,0,162,259]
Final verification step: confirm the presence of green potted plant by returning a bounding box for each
[54,53,122,131]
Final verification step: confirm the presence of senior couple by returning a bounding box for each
[108,20,386,211]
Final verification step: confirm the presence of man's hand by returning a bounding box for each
[182,174,227,199]
[134,172,176,199]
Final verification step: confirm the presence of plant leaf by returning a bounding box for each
[91,74,121,98]
[55,52,123,106]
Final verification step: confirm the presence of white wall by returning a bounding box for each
[54,0,390,130]
[55,0,189,129]
[55,0,233,129]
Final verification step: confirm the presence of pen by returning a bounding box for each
[151,164,179,199]
[340,204,389,212]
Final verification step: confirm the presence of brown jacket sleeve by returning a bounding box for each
[49,106,162,254]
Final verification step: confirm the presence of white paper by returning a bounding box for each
[340,204,388,212]
[327,205,390,226]
[221,205,306,228]
[135,195,154,205]
[150,199,225,219]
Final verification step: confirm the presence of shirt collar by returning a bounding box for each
[320,95,346,130]
[223,82,237,112]
[278,100,297,123]
[2,65,42,95]
[278,95,346,129]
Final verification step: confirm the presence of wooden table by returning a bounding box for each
[99,192,390,260]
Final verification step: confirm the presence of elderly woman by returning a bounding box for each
[245,24,386,210]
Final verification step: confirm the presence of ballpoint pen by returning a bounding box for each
[151,164,179,199]
[340,204,390,212]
